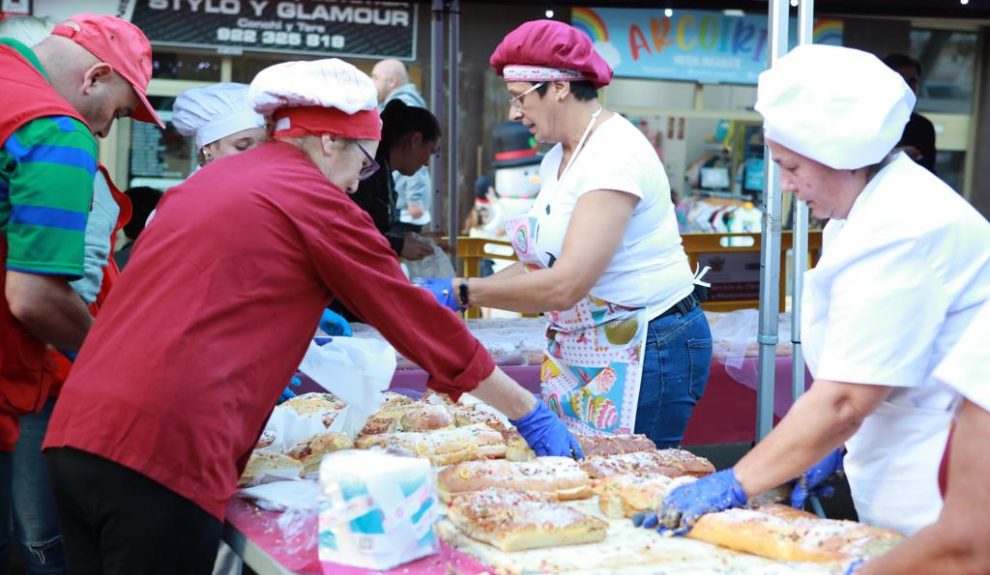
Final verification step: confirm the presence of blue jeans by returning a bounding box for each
[634,305,712,448]
[11,398,66,574]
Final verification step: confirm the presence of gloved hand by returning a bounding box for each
[278,376,302,404]
[791,448,844,509]
[319,309,352,337]
[58,349,77,362]
[843,558,865,575]
[411,277,460,312]
[510,401,584,459]
[636,468,748,536]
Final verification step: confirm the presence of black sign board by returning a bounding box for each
[131,0,416,60]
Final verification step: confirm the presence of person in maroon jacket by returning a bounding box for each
[42,58,580,575]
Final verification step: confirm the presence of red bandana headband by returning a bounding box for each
[272,106,382,141]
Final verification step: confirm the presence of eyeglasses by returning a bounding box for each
[509,82,545,110]
[355,142,380,181]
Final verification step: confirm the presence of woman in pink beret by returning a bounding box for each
[453,20,712,448]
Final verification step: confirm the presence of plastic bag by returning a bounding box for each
[404,244,455,279]
[318,450,438,571]
[296,337,397,438]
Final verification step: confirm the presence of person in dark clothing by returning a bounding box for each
[348,99,440,260]
[113,186,163,269]
[883,53,937,174]
[331,100,442,323]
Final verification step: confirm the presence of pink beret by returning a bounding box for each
[489,19,613,88]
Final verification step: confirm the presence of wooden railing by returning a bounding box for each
[449,231,823,317]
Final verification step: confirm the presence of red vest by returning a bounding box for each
[43,164,132,397]
[0,43,93,450]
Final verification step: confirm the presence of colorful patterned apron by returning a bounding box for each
[505,215,648,436]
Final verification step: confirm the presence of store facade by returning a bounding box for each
[12,1,989,225]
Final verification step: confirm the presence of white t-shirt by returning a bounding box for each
[529,114,694,312]
[804,153,990,408]
[935,302,990,413]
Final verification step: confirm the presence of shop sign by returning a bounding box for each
[572,7,843,85]
[128,0,416,59]
[1,0,32,18]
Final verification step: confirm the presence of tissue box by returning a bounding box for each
[318,450,438,571]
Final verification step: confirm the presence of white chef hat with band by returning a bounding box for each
[172,83,266,150]
[755,44,916,170]
[248,58,381,141]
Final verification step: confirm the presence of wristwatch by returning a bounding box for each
[458,279,470,307]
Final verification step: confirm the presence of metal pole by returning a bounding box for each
[430,0,445,237]
[447,0,460,264]
[792,0,813,405]
[755,0,790,441]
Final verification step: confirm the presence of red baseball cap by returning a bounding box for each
[52,14,164,129]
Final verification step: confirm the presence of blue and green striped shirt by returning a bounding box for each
[0,38,96,279]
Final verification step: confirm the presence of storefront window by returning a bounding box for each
[152,51,223,81]
[232,55,286,83]
[231,54,374,83]
[910,29,978,114]
[701,84,757,113]
[935,150,966,193]
[128,96,197,190]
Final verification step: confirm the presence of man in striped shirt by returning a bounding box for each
[0,13,162,540]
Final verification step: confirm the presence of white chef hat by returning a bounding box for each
[172,83,266,150]
[755,44,916,170]
[248,58,381,141]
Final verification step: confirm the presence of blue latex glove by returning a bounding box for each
[791,448,844,509]
[278,376,302,404]
[57,349,77,362]
[843,558,865,575]
[319,309,352,337]
[510,401,584,459]
[637,468,748,535]
[411,277,460,312]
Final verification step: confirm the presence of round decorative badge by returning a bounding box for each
[513,226,528,254]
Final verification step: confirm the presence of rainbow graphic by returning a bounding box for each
[813,19,844,46]
[572,7,609,42]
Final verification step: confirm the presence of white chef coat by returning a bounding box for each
[802,153,990,535]
[935,302,990,413]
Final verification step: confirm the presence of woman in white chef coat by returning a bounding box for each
[173,82,267,165]
[859,302,990,573]
[141,83,268,229]
[649,45,990,537]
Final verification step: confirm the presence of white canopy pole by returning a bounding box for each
[430,0,446,238]
[792,0,814,405]
[755,0,790,441]
[447,0,460,263]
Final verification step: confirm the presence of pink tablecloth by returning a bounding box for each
[225,499,490,575]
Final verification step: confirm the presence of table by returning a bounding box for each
[224,499,490,575]
[250,355,812,573]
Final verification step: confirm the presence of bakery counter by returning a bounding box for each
[225,496,866,575]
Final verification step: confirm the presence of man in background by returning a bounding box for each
[371,59,433,233]
[884,53,937,173]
